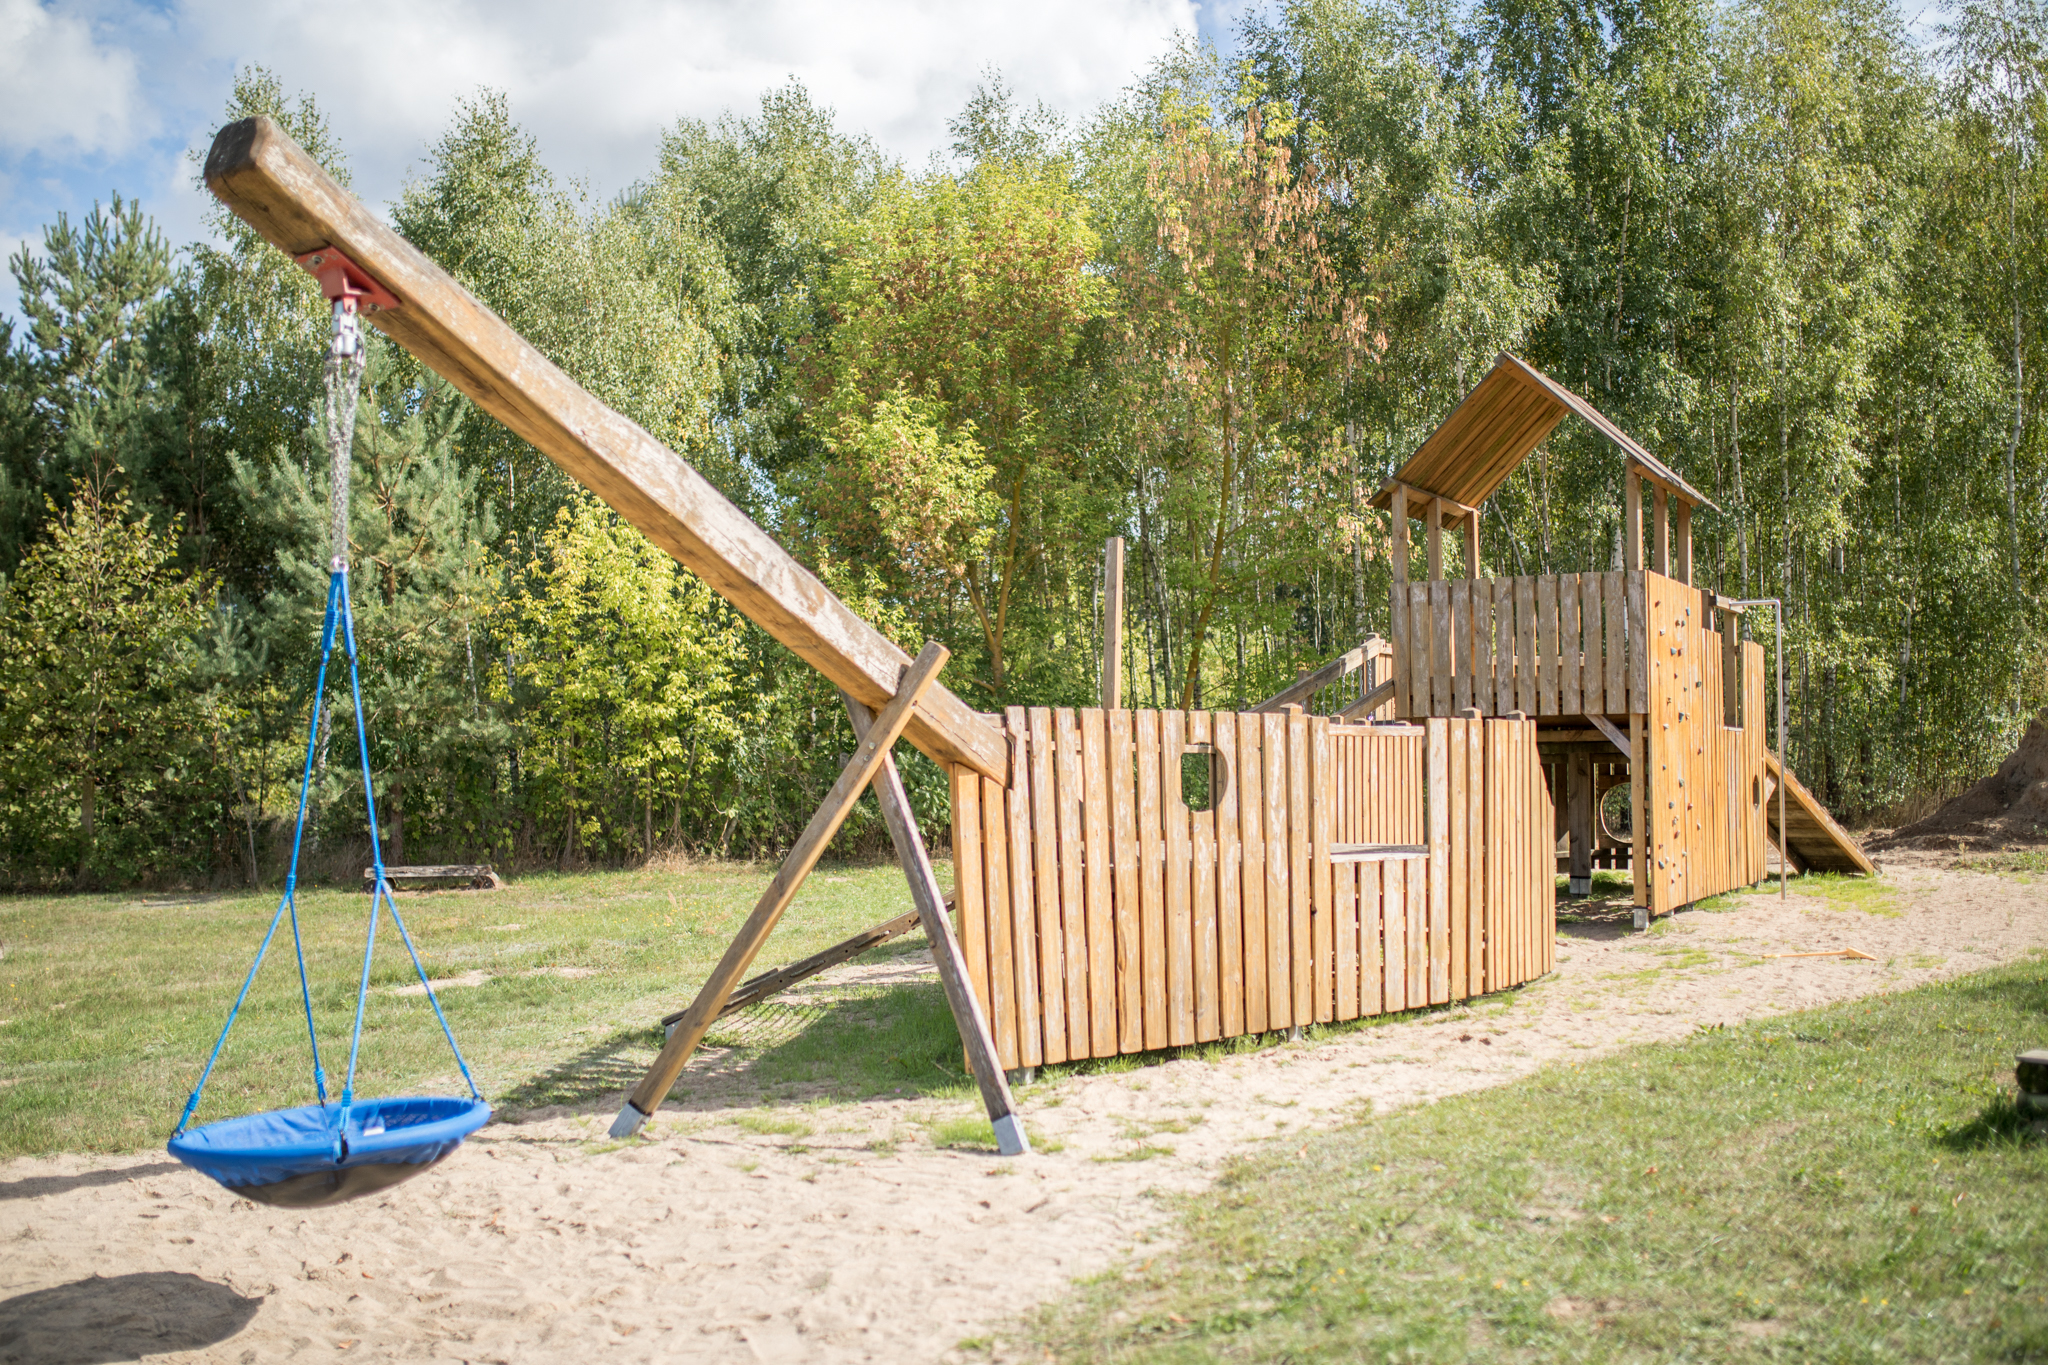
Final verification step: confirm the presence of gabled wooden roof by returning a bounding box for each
[1370,353,1718,517]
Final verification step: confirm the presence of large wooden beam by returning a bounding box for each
[203,117,1004,784]
[610,642,951,1135]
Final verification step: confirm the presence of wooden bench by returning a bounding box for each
[363,864,505,891]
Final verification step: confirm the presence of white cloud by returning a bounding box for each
[173,0,1199,208]
[0,0,148,157]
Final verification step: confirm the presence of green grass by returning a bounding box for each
[1800,871,1904,918]
[1964,850,2048,880]
[1030,953,2048,1362]
[0,860,970,1158]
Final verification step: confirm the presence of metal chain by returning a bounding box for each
[323,301,367,571]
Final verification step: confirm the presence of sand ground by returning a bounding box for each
[1,863,2041,1364]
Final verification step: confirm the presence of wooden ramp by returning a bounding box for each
[1763,750,1877,876]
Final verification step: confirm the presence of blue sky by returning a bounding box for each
[1,0,1254,324]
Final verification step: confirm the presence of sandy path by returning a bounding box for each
[1,864,2041,1363]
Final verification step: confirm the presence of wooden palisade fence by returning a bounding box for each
[949,708,1554,1072]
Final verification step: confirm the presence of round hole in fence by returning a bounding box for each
[1599,782,1633,843]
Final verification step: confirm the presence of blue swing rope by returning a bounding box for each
[172,295,480,1143]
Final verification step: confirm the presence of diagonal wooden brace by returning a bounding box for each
[842,692,1027,1156]
[610,641,950,1137]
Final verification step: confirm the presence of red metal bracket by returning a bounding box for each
[295,246,400,314]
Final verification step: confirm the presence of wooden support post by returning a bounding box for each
[1101,536,1124,710]
[1630,711,1648,913]
[1464,512,1481,580]
[1391,485,1410,583]
[1624,472,1643,573]
[611,642,951,1137]
[844,694,1027,1155]
[1427,498,1445,582]
[1674,501,1692,585]
[1566,753,1593,897]
[1653,486,1670,577]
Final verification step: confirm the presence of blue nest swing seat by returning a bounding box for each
[168,304,491,1204]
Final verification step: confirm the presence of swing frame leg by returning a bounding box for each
[843,692,1027,1156]
[610,642,949,1138]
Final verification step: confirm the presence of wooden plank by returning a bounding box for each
[203,118,1005,785]
[1630,710,1649,910]
[1252,643,1373,713]
[1359,860,1384,1016]
[1391,486,1410,716]
[1580,572,1604,716]
[1053,708,1090,1056]
[1653,485,1670,577]
[1080,708,1116,1056]
[1409,583,1432,719]
[1452,579,1473,713]
[1465,716,1487,997]
[1189,713,1221,1043]
[1264,712,1293,1029]
[1162,710,1195,1046]
[1108,709,1142,1053]
[1427,718,1451,1004]
[981,762,1017,1067]
[1311,716,1336,1023]
[845,696,1025,1153]
[1334,827,1359,1020]
[1431,580,1452,716]
[1515,577,1538,714]
[1005,708,1045,1066]
[1624,471,1642,572]
[1214,712,1245,1038]
[1383,855,1407,1011]
[1136,708,1167,1050]
[616,642,949,1130]
[1560,573,1582,716]
[1628,571,1650,712]
[1446,718,1467,998]
[1604,570,1626,712]
[1238,712,1269,1033]
[1027,708,1066,1062]
[1537,575,1559,716]
[1494,578,1515,714]
[1288,708,1314,1026]
[1102,539,1124,708]
[950,764,990,1045]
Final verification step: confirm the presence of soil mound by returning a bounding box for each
[1872,709,2048,851]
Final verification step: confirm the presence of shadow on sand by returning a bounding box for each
[0,1271,261,1364]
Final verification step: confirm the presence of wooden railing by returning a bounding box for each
[947,707,1554,1070]
[1390,570,1648,719]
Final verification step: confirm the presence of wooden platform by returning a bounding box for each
[364,864,504,890]
[1763,751,1878,876]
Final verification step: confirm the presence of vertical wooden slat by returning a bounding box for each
[1494,578,1515,715]
[1452,579,1473,713]
[1604,570,1627,712]
[950,764,990,1048]
[1080,708,1115,1057]
[1515,577,1538,714]
[1448,717,1468,999]
[1430,580,1452,716]
[1466,717,1487,998]
[1215,712,1244,1039]
[1486,719,1504,993]
[1311,716,1335,1024]
[1238,713,1269,1033]
[1004,710,1043,1063]
[1560,573,1582,716]
[1383,857,1407,1011]
[1189,713,1220,1043]
[1537,576,1559,717]
[1288,708,1314,1025]
[1161,710,1195,1047]
[1263,712,1293,1029]
[1053,708,1090,1057]
[1135,708,1167,1049]
[1391,485,1410,717]
[1360,862,1383,1016]
[1108,709,1142,1053]
[987,720,1023,1067]
[1426,718,1451,1004]
[1026,707,1065,1064]
[1581,572,1605,717]
[1334,844,1358,1020]
[1409,582,1432,718]
[1628,570,1650,712]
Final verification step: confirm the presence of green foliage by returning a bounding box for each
[0,478,213,885]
